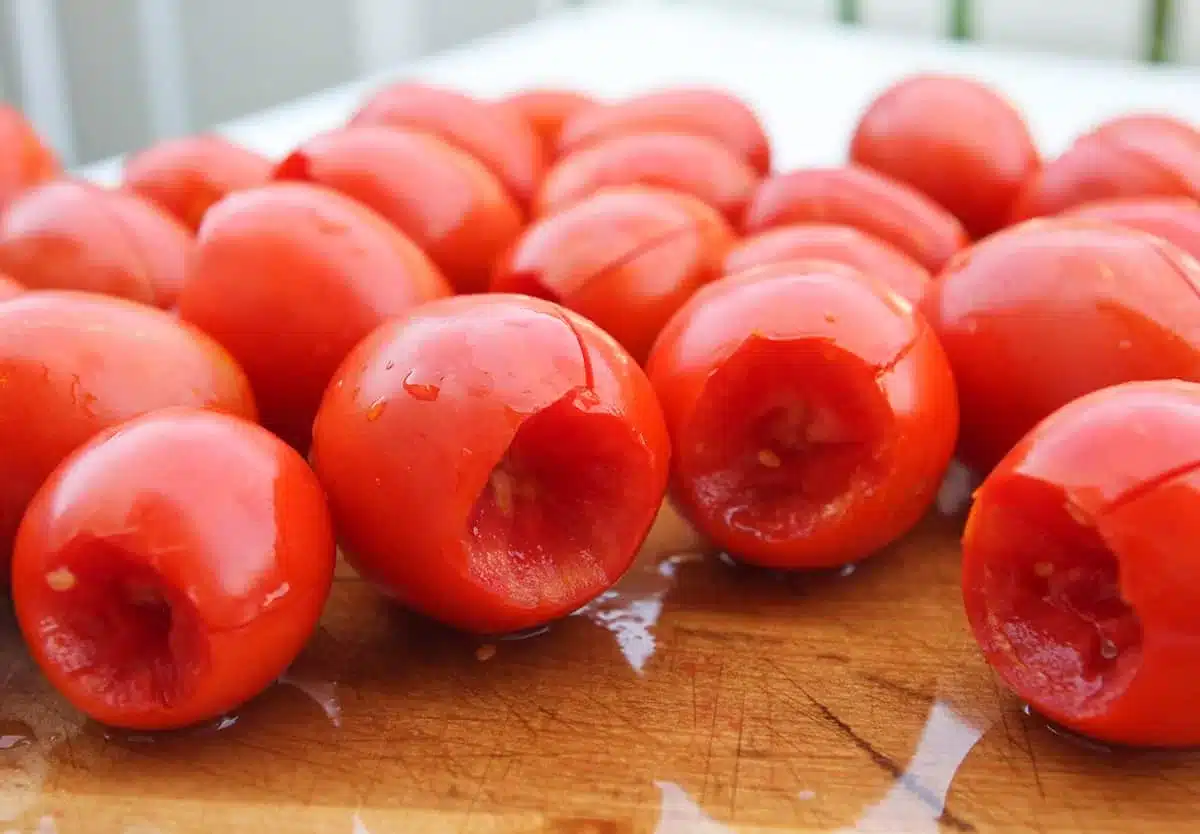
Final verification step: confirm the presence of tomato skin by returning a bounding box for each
[921,219,1200,475]
[123,135,272,233]
[0,291,257,573]
[274,126,522,294]
[647,261,958,568]
[850,74,1039,239]
[0,273,22,300]
[491,186,734,364]
[311,294,670,634]
[497,89,598,156]
[350,83,546,207]
[11,407,334,731]
[0,105,59,212]
[963,380,1200,747]
[1010,115,1200,221]
[178,182,451,452]
[723,223,931,305]
[0,180,194,308]
[558,87,770,175]
[743,166,968,273]
[1063,197,1200,261]
[535,132,759,225]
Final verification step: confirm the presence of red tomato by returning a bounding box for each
[178,182,450,451]
[744,166,968,273]
[491,186,734,363]
[0,180,193,308]
[123,134,272,233]
[850,74,1040,239]
[1063,197,1200,261]
[12,407,333,730]
[1010,115,1200,221]
[311,294,670,634]
[497,89,598,156]
[0,105,59,212]
[350,83,545,207]
[558,87,770,174]
[0,291,257,572]
[963,380,1200,747]
[723,223,931,305]
[534,132,759,226]
[274,126,522,294]
[647,261,958,568]
[922,219,1200,474]
[0,273,22,301]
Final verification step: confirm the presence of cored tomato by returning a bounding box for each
[558,87,770,174]
[743,166,968,272]
[1064,197,1200,261]
[123,134,272,233]
[491,186,734,363]
[311,294,670,634]
[963,380,1200,747]
[0,291,257,572]
[723,223,931,305]
[498,89,598,156]
[274,126,522,294]
[0,273,22,301]
[534,132,759,225]
[850,74,1039,239]
[350,82,545,207]
[647,261,958,568]
[178,182,450,451]
[0,105,59,212]
[922,219,1200,474]
[11,407,333,730]
[0,180,193,308]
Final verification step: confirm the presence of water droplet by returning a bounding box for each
[402,370,440,401]
[839,564,857,578]
[1100,639,1118,660]
[366,399,386,421]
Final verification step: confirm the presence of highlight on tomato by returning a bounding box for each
[1063,196,1200,261]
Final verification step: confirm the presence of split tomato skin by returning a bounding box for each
[0,105,59,212]
[11,407,334,731]
[274,126,523,294]
[921,219,1200,475]
[963,380,1200,747]
[498,89,598,156]
[1063,197,1200,261]
[311,294,671,634]
[647,261,958,568]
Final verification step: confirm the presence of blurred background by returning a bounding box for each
[1,0,1197,165]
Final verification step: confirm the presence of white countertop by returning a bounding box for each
[79,3,1200,185]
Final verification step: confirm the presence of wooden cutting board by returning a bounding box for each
[2,490,1197,834]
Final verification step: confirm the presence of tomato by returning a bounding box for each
[647,261,958,568]
[1010,115,1200,221]
[311,294,670,634]
[350,82,545,207]
[11,407,333,730]
[491,186,734,363]
[0,291,257,573]
[850,74,1040,239]
[1063,197,1200,261]
[498,89,598,156]
[922,219,1200,475]
[0,180,193,308]
[534,132,759,226]
[0,273,22,301]
[178,182,450,451]
[123,134,272,233]
[274,126,522,294]
[743,166,968,273]
[0,105,59,212]
[558,87,770,175]
[963,379,1200,747]
[723,223,931,305]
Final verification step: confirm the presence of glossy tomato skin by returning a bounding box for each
[850,74,1039,239]
[492,186,734,364]
[311,294,671,634]
[744,166,968,273]
[922,219,1200,475]
[350,83,546,207]
[0,273,22,300]
[178,182,450,451]
[723,223,932,305]
[0,291,257,572]
[123,134,272,233]
[1010,115,1200,221]
[498,89,598,156]
[535,132,759,225]
[1064,197,1200,261]
[274,126,522,294]
[647,261,958,568]
[12,407,334,731]
[0,180,194,308]
[963,380,1200,747]
[0,105,59,212]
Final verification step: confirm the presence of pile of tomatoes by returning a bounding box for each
[2,75,1199,748]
